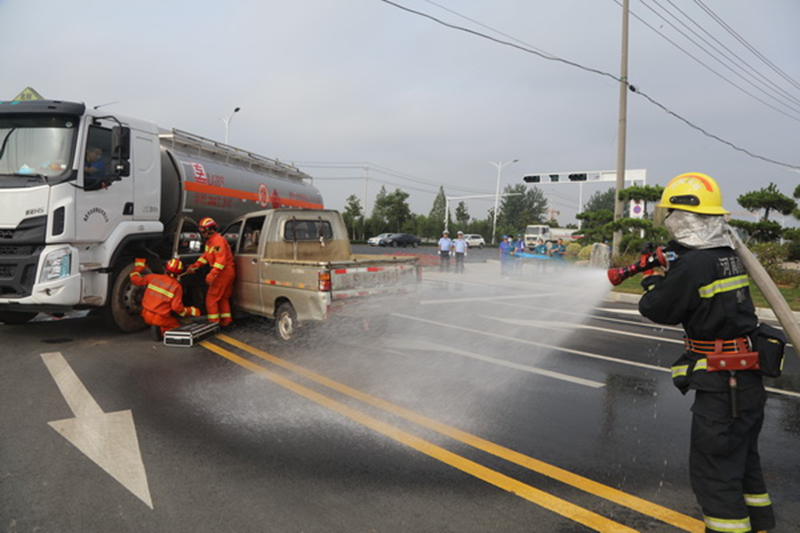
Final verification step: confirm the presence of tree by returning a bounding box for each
[427,186,449,238]
[366,186,389,236]
[617,185,664,219]
[455,201,470,227]
[582,187,615,214]
[342,194,363,241]
[381,189,412,232]
[497,184,547,237]
[737,182,797,222]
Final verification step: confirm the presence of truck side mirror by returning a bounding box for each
[111,126,131,177]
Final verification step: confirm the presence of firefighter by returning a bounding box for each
[187,217,236,327]
[130,257,201,340]
[638,172,774,533]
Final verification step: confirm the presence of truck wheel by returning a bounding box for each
[0,311,38,325]
[102,262,147,333]
[275,302,298,342]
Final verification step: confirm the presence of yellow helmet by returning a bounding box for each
[657,172,729,215]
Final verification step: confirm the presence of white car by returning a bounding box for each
[463,234,485,248]
[367,233,392,246]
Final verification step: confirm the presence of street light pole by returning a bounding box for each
[221,107,241,144]
[489,159,518,245]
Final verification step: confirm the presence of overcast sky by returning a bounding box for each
[2,0,798,227]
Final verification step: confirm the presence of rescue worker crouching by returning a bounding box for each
[130,257,201,341]
[638,172,775,533]
[187,217,236,327]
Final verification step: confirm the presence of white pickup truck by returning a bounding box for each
[219,208,420,341]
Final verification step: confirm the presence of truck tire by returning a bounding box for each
[102,262,147,333]
[274,301,298,342]
[0,311,38,325]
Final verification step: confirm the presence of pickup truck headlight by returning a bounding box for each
[40,248,72,282]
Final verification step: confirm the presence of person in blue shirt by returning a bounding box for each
[453,231,468,273]
[550,238,567,261]
[84,146,107,191]
[533,238,547,256]
[498,235,514,276]
[437,230,453,272]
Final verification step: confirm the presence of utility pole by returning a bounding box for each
[612,0,630,260]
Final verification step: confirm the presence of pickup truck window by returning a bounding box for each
[283,219,333,242]
[240,216,265,253]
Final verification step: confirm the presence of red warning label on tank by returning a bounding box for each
[192,162,207,184]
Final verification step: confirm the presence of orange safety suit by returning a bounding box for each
[130,260,200,336]
[190,232,236,326]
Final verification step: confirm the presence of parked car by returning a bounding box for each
[379,233,421,248]
[463,234,486,248]
[367,233,392,246]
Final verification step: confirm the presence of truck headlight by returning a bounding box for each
[40,248,72,282]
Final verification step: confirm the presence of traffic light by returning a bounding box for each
[568,173,587,181]
[523,175,541,183]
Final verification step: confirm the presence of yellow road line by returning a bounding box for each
[201,339,636,533]
[214,333,703,533]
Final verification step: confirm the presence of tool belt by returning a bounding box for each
[685,337,760,372]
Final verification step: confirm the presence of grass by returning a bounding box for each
[611,273,800,312]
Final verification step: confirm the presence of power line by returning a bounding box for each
[634,0,800,120]
[378,0,800,172]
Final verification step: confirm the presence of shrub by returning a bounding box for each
[565,242,582,259]
[578,245,593,261]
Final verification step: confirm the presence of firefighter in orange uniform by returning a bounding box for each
[130,257,201,340]
[187,217,236,327]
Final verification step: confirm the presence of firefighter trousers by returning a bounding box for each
[690,390,774,532]
[206,267,235,326]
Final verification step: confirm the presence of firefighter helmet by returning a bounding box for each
[165,258,184,275]
[657,172,729,215]
[199,217,218,231]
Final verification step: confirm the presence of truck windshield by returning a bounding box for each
[0,115,78,185]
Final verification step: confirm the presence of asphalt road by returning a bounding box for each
[2,253,799,533]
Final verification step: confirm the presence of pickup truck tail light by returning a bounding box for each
[318,271,332,291]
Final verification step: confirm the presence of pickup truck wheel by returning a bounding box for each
[275,302,298,342]
[391,241,397,247]
[0,311,38,325]
[412,242,418,248]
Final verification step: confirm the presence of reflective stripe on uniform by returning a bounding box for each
[671,364,689,378]
[703,515,751,532]
[213,262,226,270]
[698,275,749,299]
[147,283,175,299]
[744,493,772,507]
[694,358,708,371]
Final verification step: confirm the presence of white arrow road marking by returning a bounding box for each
[41,352,153,509]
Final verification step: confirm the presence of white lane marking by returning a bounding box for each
[393,314,668,373]
[393,315,800,400]
[388,339,605,389]
[41,352,153,509]
[483,316,685,345]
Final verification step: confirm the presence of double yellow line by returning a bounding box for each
[201,334,703,533]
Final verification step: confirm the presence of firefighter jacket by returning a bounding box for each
[130,264,198,319]
[638,242,762,397]
[190,232,235,282]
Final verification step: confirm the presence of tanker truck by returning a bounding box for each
[0,99,323,331]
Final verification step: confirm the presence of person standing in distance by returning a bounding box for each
[453,231,468,274]
[638,172,775,533]
[188,217,236,327]
[438,230,453,272]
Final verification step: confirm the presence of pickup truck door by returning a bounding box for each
[228,216,264,313]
